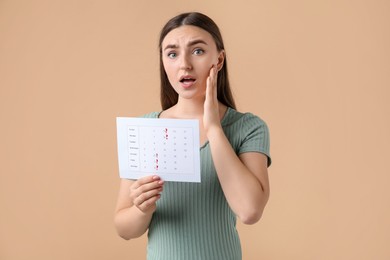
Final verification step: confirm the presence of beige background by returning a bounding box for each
[0,0,389,259]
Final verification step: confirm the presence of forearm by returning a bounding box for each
[114,206,153,240]
[207,126,269,224]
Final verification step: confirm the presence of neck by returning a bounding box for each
[173,97,205,118]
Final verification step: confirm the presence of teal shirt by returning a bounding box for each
[142,107,271,260]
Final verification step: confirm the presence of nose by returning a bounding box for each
[179,54,192,70]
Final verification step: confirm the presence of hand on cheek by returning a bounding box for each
[203,64,221,133]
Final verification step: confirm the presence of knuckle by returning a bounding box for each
[138,185,145,192]
[139,193,147,202]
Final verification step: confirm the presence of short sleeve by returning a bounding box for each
[238,113,272,167]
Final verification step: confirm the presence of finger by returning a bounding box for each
[137,180,164,194]
[137,194,161,212]
[209,64,216,83]
[206,65,217,101]
[136,190,162,209]
[130,178,163,204]
[131,179,164,201]
[212,65,218,97]
[136,186,163,204]
[132,175,161,189]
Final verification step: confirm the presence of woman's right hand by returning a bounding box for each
[129,175,164,214]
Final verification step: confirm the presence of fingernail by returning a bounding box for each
[153,176,160,180]
[158,180,164,185]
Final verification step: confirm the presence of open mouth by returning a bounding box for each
[179,76,196,88]
[180,77,196,84]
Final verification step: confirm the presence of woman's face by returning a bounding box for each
[161,25,224,101]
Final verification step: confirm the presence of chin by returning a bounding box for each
[178,91,205,101]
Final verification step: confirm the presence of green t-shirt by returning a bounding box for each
[143,107,271,260]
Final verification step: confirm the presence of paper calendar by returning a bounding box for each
[116,117,201,182]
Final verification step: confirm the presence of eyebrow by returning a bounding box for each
[163,39,208,51]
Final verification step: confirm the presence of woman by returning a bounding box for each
[114,12,271,260]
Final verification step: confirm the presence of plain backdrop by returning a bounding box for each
[0,0,389,259]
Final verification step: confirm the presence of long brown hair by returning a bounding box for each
[158,12,236,110]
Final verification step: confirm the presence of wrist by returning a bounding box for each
[206,125,224,140]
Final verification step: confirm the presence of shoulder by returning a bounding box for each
[223,108,268,130]
[139,111,161,118]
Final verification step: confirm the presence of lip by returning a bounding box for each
[179,75,196,82]
[179,75,196,89]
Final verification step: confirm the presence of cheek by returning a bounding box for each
[198,64,213,82]
[197,57,216,76]
[163,61,175,81]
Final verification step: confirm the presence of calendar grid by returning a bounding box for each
[131,126,195,175]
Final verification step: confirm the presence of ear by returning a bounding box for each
[216,50,225,71]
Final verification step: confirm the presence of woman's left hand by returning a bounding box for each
[204,64,221,133]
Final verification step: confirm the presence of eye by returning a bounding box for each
[193,48,204,55]
[167,52,177,59]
